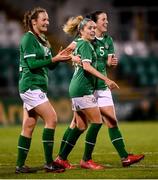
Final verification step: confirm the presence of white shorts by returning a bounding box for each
[71,95,98,111]
[20,89,48,111]
[94,89,114,107]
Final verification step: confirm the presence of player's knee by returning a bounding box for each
[22,117,36,134]
[106,117,118,128]
[111,117,118,126]
[45,118,57,129]
[77,122,87,131]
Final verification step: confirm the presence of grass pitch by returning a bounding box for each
[0,121,158,179]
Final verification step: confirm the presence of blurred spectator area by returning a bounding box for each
[0,11,23,47]
[116,54,158,87]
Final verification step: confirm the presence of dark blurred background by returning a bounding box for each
[0,0,158,125]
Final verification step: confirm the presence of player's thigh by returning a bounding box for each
[81,107,102,124]
[34,101,57,122]
[100,106,117,127]
[21,109,38,136]
[74,111,88,130]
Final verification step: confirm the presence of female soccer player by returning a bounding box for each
[82,11,144,168]
[56,11,144,169]
[55,15,119,170]
[15,7,73,173]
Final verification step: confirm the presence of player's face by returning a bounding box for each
[96,13,108,33]
[32,12,49,34]
[80,21,96,41]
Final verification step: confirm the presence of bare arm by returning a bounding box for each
[51,47,73,62]
[82,61,119,90]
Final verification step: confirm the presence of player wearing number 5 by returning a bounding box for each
[82,11,144,168]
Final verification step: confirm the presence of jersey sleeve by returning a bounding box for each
[108,36,115,55]
[26,58,52,69]
[21,35,52,69]
[78,41,93,63]
[22,35,36,59]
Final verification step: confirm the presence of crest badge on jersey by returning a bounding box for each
[104,43,109,49]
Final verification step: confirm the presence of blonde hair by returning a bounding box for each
[63,15,83,36]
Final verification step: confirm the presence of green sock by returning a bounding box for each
[42,128,54,164]
[59,127,83,160]
[108,127,128,158]
[16,135,31,167]
[59,127,72,154]
[83,123,102,161]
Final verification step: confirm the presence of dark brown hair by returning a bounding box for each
[86,11,104,23]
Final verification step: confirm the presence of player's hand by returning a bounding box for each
[107,54,118,67]
[104,78,119,90]
[59,47,73,56]
[71,55,82,66]
[52,53,71,62]
[111,56,118,67]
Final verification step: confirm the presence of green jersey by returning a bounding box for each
[19,31,53,93]
[93,34,114,90]
[69,39,97,98]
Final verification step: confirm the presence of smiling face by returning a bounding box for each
[32,11,49,35]
[96,13,108,34]
[80,20,96,41]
